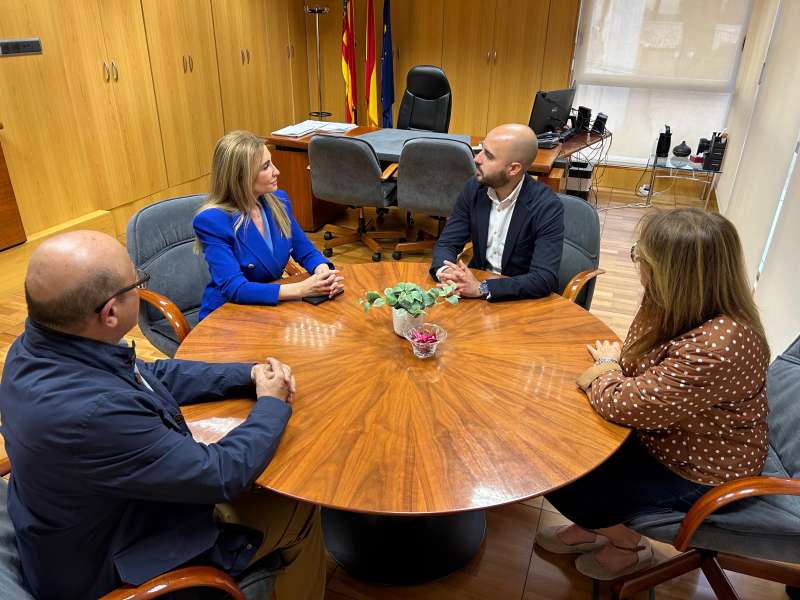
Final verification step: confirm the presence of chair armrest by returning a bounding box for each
[562,269,604,303]
[99,566,245,600]
[138,289,191,345]
[381,162,399,181]
[283,257,304,277]
[456,242,474,264]
[0,456,10,477]
[674,475,800,551]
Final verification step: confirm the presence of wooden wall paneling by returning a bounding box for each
[0,129,26,250]
[540,0,579,91]
[99,0,168,207]
[287,0,310,121]
[142,0,223,186]
[441,0,497,135]
[485,0,550,130]
[264,0,299,131]
[0,1,115,234]
[390,0,445,125]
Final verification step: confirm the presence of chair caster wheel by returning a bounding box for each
[323,231,333,241]
[372,252,382,262]
[416,231,425,241]
[392,251,402,260]
[323,248,333,258]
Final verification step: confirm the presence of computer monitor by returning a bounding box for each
[528,87,576,134]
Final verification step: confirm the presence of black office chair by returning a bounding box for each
[396,66,452,133]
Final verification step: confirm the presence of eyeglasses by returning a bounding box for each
[630,241,639,263]
[94,269,150,313]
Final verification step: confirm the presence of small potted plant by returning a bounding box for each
[359,281,458,336]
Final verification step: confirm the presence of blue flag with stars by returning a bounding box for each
[380,0,394,127]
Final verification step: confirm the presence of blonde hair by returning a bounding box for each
[625,208,767,361]
[196,131,291,251]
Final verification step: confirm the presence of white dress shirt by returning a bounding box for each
[484,176,524,274]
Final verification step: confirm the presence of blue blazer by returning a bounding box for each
[430,175,564,301]
[0,320,291,600]
[193,190,331,320]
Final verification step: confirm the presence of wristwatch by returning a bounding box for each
[594,357,620,366]
[479,280,490,299]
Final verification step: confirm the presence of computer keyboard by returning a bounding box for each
[536,127,576,145]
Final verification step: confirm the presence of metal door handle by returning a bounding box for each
[486,50,491,63]
[182,55,187,73]
[111,60,119,81]
[103,61,110,82]
[188,55,193,72]
[493,50,497,63]
[246,48,250,63]
[241,49,245,64]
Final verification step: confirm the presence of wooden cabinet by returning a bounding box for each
[99,0,168,208]
[142,0,224,186]
[0,0,166,233]
[264,0,299,130]
[442,0,550,136]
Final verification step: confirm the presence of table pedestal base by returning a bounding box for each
[321,508,486,585]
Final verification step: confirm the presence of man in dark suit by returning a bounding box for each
[430,123,564,301]
[0,231,325,600]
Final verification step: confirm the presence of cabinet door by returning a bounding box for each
[213,0,271,135]
[264,0,296,131]
[391,0,444,125]
[143,0,223,186]
[100,0,167,206]
[486,0,550,130]
[441,0,496,135]
[0,0,116,233]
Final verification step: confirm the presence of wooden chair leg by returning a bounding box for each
[700,556,740,600]
[324,232,360,250]
[613,549,703,599]
[716,553,800,587]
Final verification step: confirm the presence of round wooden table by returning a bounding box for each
[178,261,629,583]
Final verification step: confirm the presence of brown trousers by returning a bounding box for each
[215,488,326,600]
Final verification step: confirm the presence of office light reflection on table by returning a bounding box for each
[282,316,343,349]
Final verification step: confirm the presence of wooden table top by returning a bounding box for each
[178,262,629,515]
[265,126,562,174]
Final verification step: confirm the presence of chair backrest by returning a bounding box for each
[309,136,387,208]
[766,333,800,479]
[556,193,600,309]
[126,194,210,352]
[396,138,476,217]
[0,480,35,599]
[396,66,452,133]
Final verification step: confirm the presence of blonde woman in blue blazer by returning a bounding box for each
[194,131,343,320]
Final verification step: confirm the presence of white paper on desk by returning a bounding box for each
[271,119,325,137]
[188,417,244,444]
[317,122,358,133]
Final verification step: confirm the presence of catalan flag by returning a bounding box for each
[365,0,379,127]
[341,0,357,123]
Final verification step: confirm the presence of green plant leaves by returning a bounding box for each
[359,280,459,316]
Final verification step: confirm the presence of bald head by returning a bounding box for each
[485,124,539,168]
[25,231,133,331]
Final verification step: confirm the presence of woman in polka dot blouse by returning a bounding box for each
[536,208,770,581]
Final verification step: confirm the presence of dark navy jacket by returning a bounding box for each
[430,175,565,301]
[0,320,291,600]
[193,190,331,320]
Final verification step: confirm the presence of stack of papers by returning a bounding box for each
[271,120,358,137]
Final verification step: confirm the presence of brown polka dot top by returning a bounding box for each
[587,311,769,486]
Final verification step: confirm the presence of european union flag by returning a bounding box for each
[380,0,394,128]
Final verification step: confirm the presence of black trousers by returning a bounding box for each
[545,435,713,530]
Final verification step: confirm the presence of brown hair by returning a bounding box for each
[625,208,767,361]
[196,130,290,251]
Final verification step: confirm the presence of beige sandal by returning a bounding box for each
[535,525,609,554]
[574,537,654,581]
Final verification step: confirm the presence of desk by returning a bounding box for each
[266,127,608,231]
[178,261,628,582]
